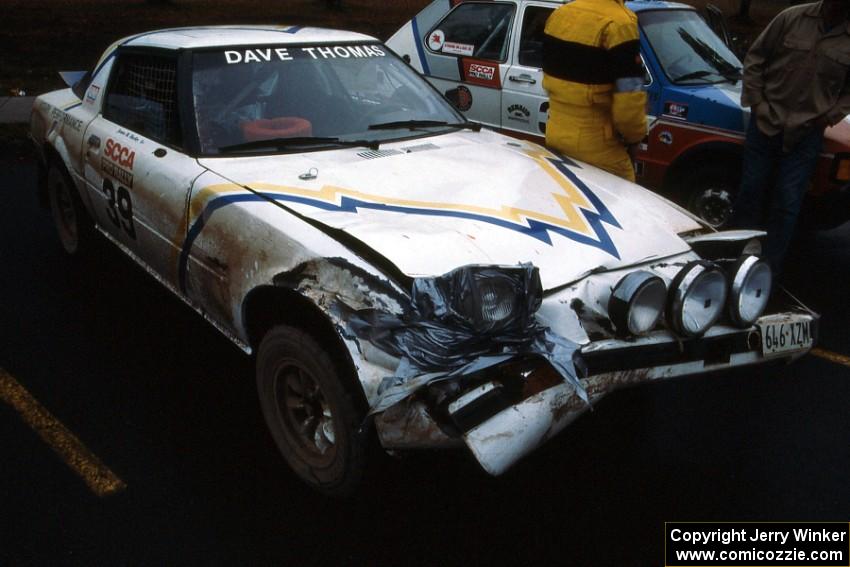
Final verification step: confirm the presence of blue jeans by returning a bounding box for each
[729,119,823,275]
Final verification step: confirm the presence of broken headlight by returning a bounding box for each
[413,265,542,334]
[667,261,728,337]
[728,255,772,327]
[608,271,667,336]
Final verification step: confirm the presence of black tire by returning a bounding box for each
[256,325,367,496]
[47,162,91,255]
[684,162,741,229]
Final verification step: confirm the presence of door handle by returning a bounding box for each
[508,74,537,85]
[87,134,101,149]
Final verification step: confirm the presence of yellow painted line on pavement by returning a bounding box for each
[811,347,850,368]
[0,368,126,497]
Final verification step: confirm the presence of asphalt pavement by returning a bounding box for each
[1,156,849,565]
[0,96,34,123]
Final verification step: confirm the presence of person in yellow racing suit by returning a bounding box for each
[542,0,647,181]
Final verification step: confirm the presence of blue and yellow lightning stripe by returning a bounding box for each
[176,151,621,291]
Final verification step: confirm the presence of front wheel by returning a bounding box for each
[256,325,367,496]
[684,162,741,229]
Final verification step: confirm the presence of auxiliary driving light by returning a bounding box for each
[728,255,772,327]
[667,262,728,337]
[608,271,667,336]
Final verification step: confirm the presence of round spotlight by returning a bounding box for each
[608,271,667,336]
[729,255,772,326]
[667,262,728,337]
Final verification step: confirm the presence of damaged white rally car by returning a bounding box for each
[31,26,817,494]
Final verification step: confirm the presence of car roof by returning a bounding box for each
[482,0,695,12]
[625,0,695,13]
[119,25,377,51]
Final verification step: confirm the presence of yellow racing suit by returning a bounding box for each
[542,0,647,181]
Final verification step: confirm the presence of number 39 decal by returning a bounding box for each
[102,179,136,239]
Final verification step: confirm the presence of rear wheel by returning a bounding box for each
[47,163,90,254]
[256,325,367,496]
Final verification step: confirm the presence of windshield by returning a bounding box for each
[639,10,742,85]
[192,43,463,154]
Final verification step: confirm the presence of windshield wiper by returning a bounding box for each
[368,119,482,132]
[672,70,719,83]
[219,136,380,153]
[676,27,743,84]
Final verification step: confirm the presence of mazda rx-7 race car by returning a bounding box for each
[30,26,816,494]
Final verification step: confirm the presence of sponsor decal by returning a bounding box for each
[446,85,473,111]
[101,158,134,188]
[224,45,385,64]
[663,101,688,120]
[105,138,136,169]
[442,41,474,57]
[85,85,100,105]
[428,29,445,51]
[659,131,673,145]
[49,107,83,132]
[462,59,500,87]
[468,63,495,81]
[507,103,531,123]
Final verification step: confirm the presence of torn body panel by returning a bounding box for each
[373,309,816,475]
[357,255,816,475]
[182,172,407,347]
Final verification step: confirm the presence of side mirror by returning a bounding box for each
[71,70,93,101]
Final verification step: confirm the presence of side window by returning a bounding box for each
[427,3,515,62]
[518,6,554,68]
[104,53,182,146]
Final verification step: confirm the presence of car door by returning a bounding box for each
[502,2,553,139]
[82,49,206,286]
[420,1,516,127]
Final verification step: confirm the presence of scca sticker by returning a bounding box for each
[463,59,500,87]
[468,63,494,81]
[105,138,136,169]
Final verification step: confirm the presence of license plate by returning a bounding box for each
[758,315,814,357]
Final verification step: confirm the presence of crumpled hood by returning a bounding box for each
[199,130,701,289]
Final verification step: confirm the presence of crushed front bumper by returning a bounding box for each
[374,309,818,475]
